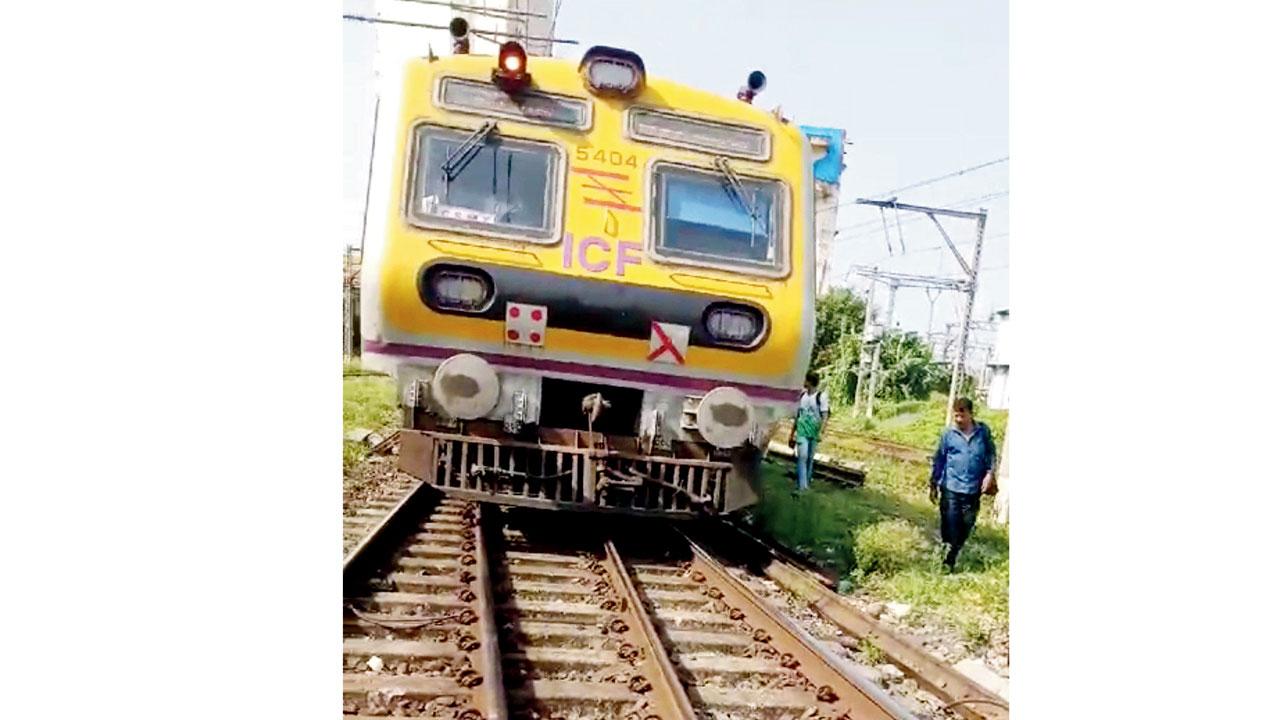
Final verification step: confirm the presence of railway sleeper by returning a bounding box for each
[502,620,612,649]
[642,587,721,610]
[503,564,598,582]
[632,571,700,588]
[395,556,463,574]
[691,685,820,717]
[399,542,468,558]
[343,617,465,640]
[502,579,600,601]
[648,607,742,631]
[385,572,464,594]
[497,598,608,624]
[501,646,621,674]
[665,628,754,652]
[506,679,646,717]
[503,550,583,565]
[357,591,469,615]
[341,673,477,716]
[671,652,789,684]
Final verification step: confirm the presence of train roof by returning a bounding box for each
[408,51,806,147]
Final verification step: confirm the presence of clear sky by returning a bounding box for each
[552,0,1009,343]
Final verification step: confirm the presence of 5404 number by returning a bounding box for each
[575,148,638,168]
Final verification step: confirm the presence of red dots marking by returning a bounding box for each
[530,332,541,343]
[509,306,520,318]
[507,330,519,341]
[531,309,543,322]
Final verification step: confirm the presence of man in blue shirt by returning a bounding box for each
[929,397,998,571]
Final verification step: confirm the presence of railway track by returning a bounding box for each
[343,492,916,719]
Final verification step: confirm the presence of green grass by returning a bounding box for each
[826,392,1008,451]
[343,375,398,433]
[342,373,398,473]
[751,432,1009,649]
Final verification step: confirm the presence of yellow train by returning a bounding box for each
[362,38,816,516]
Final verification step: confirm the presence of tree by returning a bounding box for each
[811,288,866,370]
[875,330,950,401]
[809,289,954,406]
[810,289,867,405]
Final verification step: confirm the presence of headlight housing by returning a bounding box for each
[703,303,766,347]
[579,46,646,98]
[423,265,494,313]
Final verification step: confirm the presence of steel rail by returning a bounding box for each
[699,525,1008,720]
[342,478,426,574]
[602,540,699,720]
[680,531,917,720]
[342,496,504,718]
[471,505,508,720]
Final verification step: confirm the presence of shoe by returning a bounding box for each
[944,546,959,569]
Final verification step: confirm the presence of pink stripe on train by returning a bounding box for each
[363,340,798,403]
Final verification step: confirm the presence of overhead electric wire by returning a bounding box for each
[833,191,1008,241]
[817,156,1008,214]
[342,13,578,44]
[392,0,547,18]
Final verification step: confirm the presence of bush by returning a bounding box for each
[852,518,932,575]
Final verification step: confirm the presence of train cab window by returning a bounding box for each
[409,125,561,242]
[652,164,783,271]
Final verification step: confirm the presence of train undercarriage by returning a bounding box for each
[394,371,771,517]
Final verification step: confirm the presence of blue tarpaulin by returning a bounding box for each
[799,125,846,185]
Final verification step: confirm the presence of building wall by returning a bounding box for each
[813,180,839,294]
[985,310,1010,408]
[987,365,1009,410]
[799,126,847,296]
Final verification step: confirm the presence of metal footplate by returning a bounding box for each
[398,429,738,516]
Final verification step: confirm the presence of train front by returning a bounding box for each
[361,42,816,516]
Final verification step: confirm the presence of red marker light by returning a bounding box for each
[493,41,530,94]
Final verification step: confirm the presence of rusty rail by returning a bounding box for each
[470,505,508,720]
[748,557,1007,720]
[602,540,698,720]
[700,521,1008,720]
[678,534,915,720]
[342,497,507,718]
[342,477,426,573]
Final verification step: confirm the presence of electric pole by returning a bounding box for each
[864,280,898,419]
[945,211,987,419]
[852,273,877,414]
[853,199,988,427]
[847,267,966,417]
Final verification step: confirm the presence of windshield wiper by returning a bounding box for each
[714,156,762,244]
[442,121,497,181]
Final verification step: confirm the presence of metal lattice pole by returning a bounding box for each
[945,210,988,423]
[852,274,877,413]
[865,280,898,419]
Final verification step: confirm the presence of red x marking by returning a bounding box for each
[573,167,641,213]
[647,322,686,364]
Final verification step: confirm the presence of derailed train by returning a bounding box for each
[361,35,816,516]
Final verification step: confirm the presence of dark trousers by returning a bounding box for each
[940,488,981,563]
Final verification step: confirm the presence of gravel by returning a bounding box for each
[724,566,1007,719]
[343,454,405,518]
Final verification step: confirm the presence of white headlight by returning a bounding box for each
[705,305,764,346]
[587,59,639,93]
